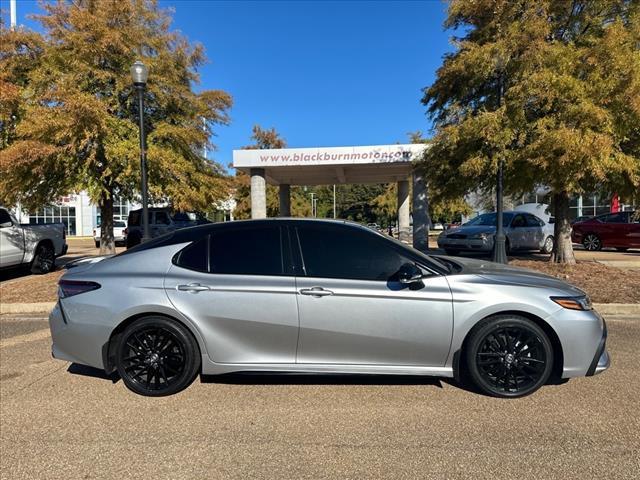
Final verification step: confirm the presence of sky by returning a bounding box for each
[8,0,455,170]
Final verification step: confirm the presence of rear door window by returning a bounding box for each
[209,226,284,276]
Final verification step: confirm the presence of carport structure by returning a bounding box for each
[232,144,430,251]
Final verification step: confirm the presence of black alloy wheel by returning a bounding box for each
[116,317,200,396]
[582,233,602,251]
[31,243,55,274]
[466,316,553,398]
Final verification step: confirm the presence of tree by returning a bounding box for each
[421,0,640,263]
[232,125,311,219]
[0,0,232,253]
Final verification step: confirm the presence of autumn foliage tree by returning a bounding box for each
[0,0,232,253]
[421,0,640,263]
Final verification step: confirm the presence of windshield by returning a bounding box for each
[464,213,514,227]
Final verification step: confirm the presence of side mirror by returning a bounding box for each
[0,221,12,228]
[397,262,423,285]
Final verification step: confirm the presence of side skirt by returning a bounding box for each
[201,357,454,378]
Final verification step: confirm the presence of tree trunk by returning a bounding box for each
[99,189,116,255]
[550,190,576,264]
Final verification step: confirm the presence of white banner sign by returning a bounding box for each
[233,144,427,168]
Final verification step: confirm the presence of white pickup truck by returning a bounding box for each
[0,206,68,274]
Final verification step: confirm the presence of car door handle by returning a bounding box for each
[177,283,211,293]
[299,287,334,297]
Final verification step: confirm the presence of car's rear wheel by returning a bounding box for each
[116,316,200,397]
[465,315,553,398]
[583,233,602,251]
[540,235,554,254]
[30,243,55,274]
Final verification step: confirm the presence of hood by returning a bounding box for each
[449,257,585,295]
[443,225,497,236]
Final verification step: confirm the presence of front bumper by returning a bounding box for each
[586,317,609,376]
[437,237,492,252]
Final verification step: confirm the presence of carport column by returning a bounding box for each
[279,184,291,217]
[250,168,267,219]
[397,179,411,243]
[412,172,430,252]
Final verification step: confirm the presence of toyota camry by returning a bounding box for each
[49,219,609,397]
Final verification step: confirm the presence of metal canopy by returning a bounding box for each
[233,144,426,186]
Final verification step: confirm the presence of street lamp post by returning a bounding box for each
[131,60,150,243]
[492,158,508,264]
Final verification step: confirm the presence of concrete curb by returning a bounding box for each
[594,303,640,316]
[1,301,638,316]
[0,302,56,315]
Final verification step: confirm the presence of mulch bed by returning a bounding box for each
[510,259,640,304]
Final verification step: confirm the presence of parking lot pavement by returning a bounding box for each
[1,314,639,480]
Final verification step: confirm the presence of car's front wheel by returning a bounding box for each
[116,316,200,396]
[582,233,602,251]
[465,315,554,398]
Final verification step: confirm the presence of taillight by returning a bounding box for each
[93,229,96,236]
[58,280,101,298]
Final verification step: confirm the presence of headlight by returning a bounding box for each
[551,295,593,311]
[469,233,489,240]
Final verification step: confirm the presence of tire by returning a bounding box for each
[444,249,460,256]
[116,316,201,397]
[582,233,602,251]
[30,243,55,274]
[540,236,554,254]
[126,231,142,249]
[465,315,554,398]
[94,240,100,248]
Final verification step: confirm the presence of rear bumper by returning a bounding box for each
[49,301,108,370]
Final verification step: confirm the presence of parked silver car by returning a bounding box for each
[437,211,554,256]
[49,219,609,398]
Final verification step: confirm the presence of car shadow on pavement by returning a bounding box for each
[67,363,120,384]
[201,372,444,388]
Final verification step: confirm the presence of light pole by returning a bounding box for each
[491,66,508,264]
[310,192,316,218]
[131,60,150,243]
[492,158,508,264]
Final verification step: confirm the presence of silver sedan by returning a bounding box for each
[49,219,609,398]
[437,212,554,256]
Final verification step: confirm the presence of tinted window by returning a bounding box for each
[465,212,514,226]
[175,236,208,272]
[297,224,408,281]
[128,210,140,226]
[154,211,170,225]
[511,215,526,227]
[599,213,628,224]
[0,209,12,224]
[210,226,283,275]
[525,214,544,227]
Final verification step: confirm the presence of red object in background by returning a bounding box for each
[571,210,639,250]
[610,193,620,213]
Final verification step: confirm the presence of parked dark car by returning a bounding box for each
[571,210,640,251]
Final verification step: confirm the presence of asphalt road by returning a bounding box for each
[1,314,639,479]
